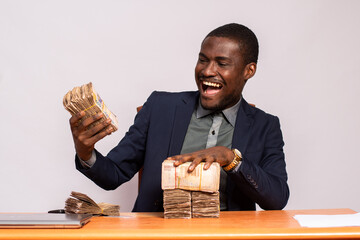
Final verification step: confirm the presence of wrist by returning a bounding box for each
[223,149,242,172]
[76,144,95,161]
[76,149,93,161]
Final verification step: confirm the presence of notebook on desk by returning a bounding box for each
[0,213,92,229]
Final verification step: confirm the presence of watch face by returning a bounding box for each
[233,149,242,159]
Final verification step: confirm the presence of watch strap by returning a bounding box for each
[223,149,242,172]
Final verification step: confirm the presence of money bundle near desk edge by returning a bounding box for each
[163,189,192,219]
[192,191,220,218]
[65,191,120,216]
[63,82,119,131]
[162,160,220,218]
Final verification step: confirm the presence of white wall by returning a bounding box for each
[0,0,359,212]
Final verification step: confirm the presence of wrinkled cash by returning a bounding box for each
[192,191,220,218]
[161,160,220,192]
[163,189,191,219]
[63,82,119,131]
[162,160,220,218]
[65,191,120,216]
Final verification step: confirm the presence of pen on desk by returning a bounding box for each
[48,209,65,214]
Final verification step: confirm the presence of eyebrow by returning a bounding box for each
[198,53,208,58]
[215,56,232,62]
[198,53,232,62]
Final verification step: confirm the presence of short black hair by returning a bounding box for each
[205,23,259,64]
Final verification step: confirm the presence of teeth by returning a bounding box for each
[203,81,221,88]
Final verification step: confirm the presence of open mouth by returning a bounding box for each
[202,81,223,95]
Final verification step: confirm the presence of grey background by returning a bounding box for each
[0,0,359,212]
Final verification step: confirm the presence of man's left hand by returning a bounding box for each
[167,146,234,172]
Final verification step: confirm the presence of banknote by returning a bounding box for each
[161,160,220,192]
[63,82,119,131]
[65,191,120,216]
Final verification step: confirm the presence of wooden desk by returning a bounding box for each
[0,209,359,240]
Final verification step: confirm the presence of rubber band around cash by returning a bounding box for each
[83,103,97,112]
[82,92,103,113]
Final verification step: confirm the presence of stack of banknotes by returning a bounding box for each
[65,191,120,216]
[163,189,192,219]
[63,82,119,131]
[192,191,220,218]
[162,160,220,218]
[161,160,220,192]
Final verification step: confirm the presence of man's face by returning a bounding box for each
[195,36,255,111]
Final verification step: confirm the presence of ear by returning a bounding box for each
[243,63,257,81]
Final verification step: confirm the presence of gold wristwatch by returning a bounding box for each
[223,149,242,172]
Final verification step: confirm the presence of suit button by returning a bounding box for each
[154,200,161,206]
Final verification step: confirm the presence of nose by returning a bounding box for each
[202,61,216,77]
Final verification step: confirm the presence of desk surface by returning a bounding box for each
[0,209,359,240]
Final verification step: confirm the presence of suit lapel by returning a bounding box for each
[168,92,198,156]
[226,99,255,210]
[232,98,254,154]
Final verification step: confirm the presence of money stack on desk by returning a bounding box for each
[162,160,220,218]
[65,191,120,216]
[192,191,220,218]
[63,82,119,131]
[163,189,192,219]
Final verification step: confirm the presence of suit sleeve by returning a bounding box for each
[75,91,156,190]
[228,116,289,210]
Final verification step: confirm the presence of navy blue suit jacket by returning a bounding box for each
[76,91,289,211]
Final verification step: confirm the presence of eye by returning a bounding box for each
[198,57,208,63]
[218,62,228,67]
[216,57,232,67]
[197,53,209,64]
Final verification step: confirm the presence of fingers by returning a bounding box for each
[188,156,205,172]
[167,146,232,172]
[169,154,191,166]
[77,119,114,147]
[83,124,114,146]
[69,111,85,130]
[70,112,110,136]
[82,118,112,138]
[77,113,104,132]
[69,111,115,160]
[168,152,216,173]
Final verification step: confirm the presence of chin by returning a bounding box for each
[200,99,222,111]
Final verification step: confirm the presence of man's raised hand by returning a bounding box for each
[69,111,114,160]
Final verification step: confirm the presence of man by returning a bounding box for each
[70,23,289,212]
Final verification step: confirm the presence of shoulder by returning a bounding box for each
[240,99,284,145]
[137,90,198,116]
[146,90,198,106]
[241,98,281,125]
[148,90,198,100]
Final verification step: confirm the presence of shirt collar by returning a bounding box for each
[196,97,242,127]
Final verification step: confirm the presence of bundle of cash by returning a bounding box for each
[162,160,221,218]
[161,160,220,192]
[64,191,120,216]
[63,82,119,131]
[163,189,191,219]
[191,191,220,218]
